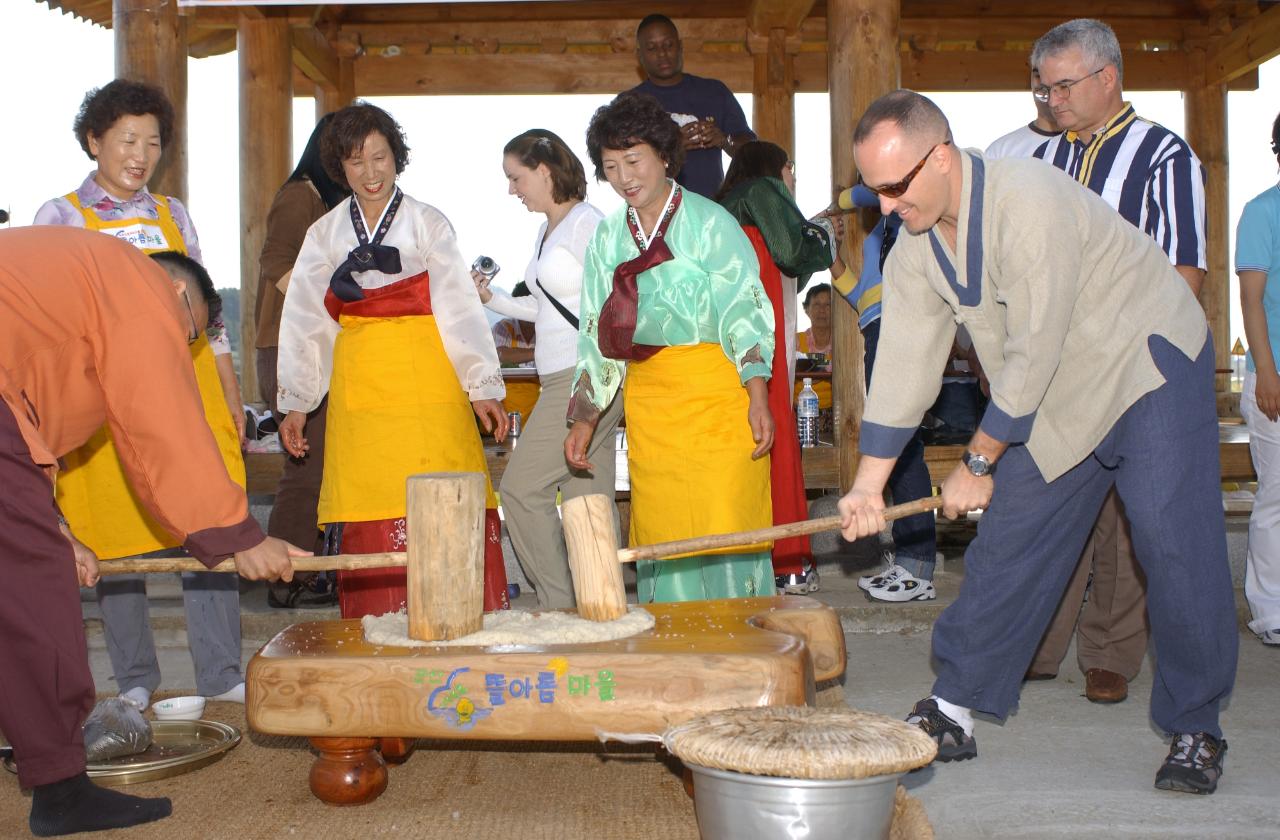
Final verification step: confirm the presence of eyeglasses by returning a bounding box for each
[1033,67,1105,103]
[861,141,947,198]
[182,291,199,345]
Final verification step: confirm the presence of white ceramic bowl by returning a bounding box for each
[151,696,206,721]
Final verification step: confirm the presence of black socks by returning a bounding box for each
[29,772,171,837]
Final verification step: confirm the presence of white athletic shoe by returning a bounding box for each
[859,561,906,592]
[776,564,820,595]
[865,567,936,603]
[209,682,246,704]
[119,686,151,711]
[1261,629,1280,646]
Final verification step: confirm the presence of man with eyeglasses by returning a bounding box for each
[0,226,303,836]
[837,89,1235,794]
[1025,18,1208,710]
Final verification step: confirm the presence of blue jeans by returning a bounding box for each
[862,319,937,580]
[931,335,1237,734]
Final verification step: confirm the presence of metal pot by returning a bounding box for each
[688,763,901,840]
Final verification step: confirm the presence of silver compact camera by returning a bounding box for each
[472,255,500,280]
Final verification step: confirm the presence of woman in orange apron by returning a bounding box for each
[33,79,248,709]
[277,103,510,618]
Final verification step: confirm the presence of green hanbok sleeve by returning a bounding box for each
[700,206,775,384]
[569,225,626,423]
[721,177,836,290]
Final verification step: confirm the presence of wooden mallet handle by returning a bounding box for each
[615,496,945,565]
[97,552,407,577]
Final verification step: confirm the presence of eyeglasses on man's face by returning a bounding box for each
[1033,67,1105,103]
[862,141,947,198]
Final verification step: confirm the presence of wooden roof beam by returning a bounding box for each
[746,0,819,33]
[1205,2,1280,84]
[292,25,340,88]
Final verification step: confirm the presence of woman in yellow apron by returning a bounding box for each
[565,92,777,603]
[34,79,248,709]
[277,103,511,618]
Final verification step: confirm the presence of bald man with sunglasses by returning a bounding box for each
[837,90,1236,795]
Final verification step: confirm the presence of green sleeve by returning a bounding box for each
[700,206,775,383]
[723,178,835,284]
[569,225,626,420]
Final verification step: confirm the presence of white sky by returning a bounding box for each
[3,0,1278,343]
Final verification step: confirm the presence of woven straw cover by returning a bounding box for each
[663,706,938,780]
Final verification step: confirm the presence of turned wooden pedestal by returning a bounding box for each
[250,596,845,805]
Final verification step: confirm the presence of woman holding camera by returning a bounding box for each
[565,92,776,603]
[473,129,624,610]
[276,102,510,618]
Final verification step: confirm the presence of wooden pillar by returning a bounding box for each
[749,28,796,153]
[1184,49,1232,408]
[315,57,355,121]
[828,0,900,492]
[237,14,293,402]
[113,0,188,203]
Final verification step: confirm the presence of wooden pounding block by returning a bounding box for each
[561,494,627,622]
[407,473,485,642]
[247,595,847,805]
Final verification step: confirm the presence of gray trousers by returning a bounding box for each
[96,560,242,697]
[500,366,625,609]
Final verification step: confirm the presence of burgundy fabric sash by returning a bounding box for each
[596,186,683,360]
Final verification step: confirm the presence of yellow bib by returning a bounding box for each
[56,335,246,559]
[55,190,246,559]
[624,344,772,558]
[320,313,497,524]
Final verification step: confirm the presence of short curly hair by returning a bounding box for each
[585,91,684,182]
[73,79,175,161]
[320,102,411,188]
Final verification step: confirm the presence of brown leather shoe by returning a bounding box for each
[1084,668,1128,703]
[1024,669,1057,681]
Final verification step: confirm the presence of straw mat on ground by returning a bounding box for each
[0,688,932,839]
[664,705,938,779]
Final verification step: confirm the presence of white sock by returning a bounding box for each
[209,682,245,704]
[119,686,151,711]
[932,695,975,737]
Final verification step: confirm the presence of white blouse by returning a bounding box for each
[484,201,604,376]
[277,192,505,414]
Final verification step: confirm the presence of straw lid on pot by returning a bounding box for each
[663,706,937,780]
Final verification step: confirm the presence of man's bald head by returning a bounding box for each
[853,90,952,152]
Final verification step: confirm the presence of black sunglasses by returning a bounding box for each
[861,141,948,198]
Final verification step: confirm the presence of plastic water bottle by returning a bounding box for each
[797,378,820,448]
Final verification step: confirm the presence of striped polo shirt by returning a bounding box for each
[1034,102,1206,269]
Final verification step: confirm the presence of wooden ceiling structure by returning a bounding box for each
[36,0,1280,487]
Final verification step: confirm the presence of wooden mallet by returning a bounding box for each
[560,494,946,622]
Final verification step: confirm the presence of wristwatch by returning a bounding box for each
[962,451,993,477]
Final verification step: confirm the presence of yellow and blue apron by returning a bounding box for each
[625,344,773,602]
[54,193,246,560]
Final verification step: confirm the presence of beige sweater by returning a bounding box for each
[862,150,1208,482]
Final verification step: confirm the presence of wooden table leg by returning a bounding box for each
[309,737,388,806]
[378,737,416,765]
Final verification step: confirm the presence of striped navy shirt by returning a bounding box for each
[1034,103,1207,270]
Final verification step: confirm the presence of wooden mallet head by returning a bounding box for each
[561,494,628,622]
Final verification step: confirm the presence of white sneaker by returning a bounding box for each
[859,561,906,592]
[1261,629,1280,646]
[776,565,820,595]
[119,686,151,711]
[865,568,936,603]
[209,682,246,704]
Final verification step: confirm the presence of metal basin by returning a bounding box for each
[688,763,901,840]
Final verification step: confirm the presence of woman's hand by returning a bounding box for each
[564,420,597,471]
[59,522,100,587]
[471,269,494,304]
[745,377,774,459]
[1257,368,1280,422]
[279,411,309,458]
[473,398,509,442]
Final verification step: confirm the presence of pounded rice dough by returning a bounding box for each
[362,607,655,647]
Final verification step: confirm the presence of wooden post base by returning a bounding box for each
[308,737,389,805]
[378,737,417,765]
